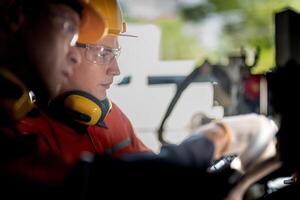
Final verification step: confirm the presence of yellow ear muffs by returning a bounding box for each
[0,68,34,121]
[50,90,112,127]
[64,94,102,125]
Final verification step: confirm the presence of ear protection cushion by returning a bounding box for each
[0,68,34,121]
[51,90,112,126]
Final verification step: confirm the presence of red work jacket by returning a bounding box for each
[16,103,150,166]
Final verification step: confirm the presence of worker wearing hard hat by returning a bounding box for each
[50,0,151,158]
[0,0,110,187]
[57,0,277,169]
[41,0,233,166]
[0,0,94,197]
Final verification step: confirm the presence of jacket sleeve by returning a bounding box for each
[129,125,152,152]
[121,135,214,170]
[158,135,214,169]
[109,103,152,156]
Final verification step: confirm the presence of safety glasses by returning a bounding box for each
[76,43,121,65]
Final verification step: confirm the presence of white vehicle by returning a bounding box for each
[108,24,224,152]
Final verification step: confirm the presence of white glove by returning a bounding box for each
[220,113,278,171]
[193,113,278,169]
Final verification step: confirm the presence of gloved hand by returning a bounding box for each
[195,121,233,160]
[219,113,278,171]
[194,113,278,169]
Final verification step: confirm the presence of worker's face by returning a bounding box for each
[60,35,121,100]
[21,3,80,100]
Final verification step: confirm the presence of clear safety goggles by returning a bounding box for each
[76,43,121,65]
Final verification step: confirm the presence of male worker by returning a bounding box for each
[46,0,235,170]
[0,0,82,120]
[0,0,106,196]
[44,0,232,168]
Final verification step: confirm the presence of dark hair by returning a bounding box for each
[25,0,83,17]
[1,0,83,20]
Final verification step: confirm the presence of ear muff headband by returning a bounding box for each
[0,68,34,121]
[58,90,112,126]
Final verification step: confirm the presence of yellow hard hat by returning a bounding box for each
[89,0,126,35]
[78,0,126,44]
